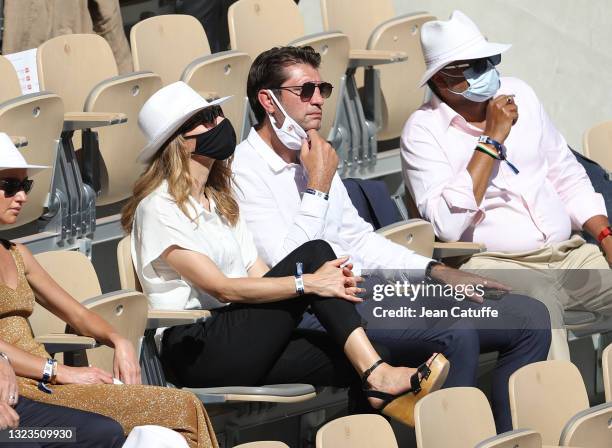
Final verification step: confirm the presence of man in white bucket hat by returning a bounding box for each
[401,10,612,361]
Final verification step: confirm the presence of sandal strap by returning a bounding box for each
[417,363,432,381]
[361,359,384,389]
[363,389,403,404]
[410,370,422,394]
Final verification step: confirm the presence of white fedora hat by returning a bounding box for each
[418,10,511,87]
[138,81,232,163]
[0,132,47,175]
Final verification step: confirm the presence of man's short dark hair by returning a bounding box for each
[247,46,321,124]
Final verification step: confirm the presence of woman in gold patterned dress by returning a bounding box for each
[0,133,217,448]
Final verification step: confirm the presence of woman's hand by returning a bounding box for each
[0,402,18,430]
[112,337,141,385]
[55,365,113,385]
[0,357,18,406]
[305,256,365,302]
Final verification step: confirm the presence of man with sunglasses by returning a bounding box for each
[401,10,612,361]
[232,46,552,430]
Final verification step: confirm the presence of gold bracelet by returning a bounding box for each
[50,359,58,385]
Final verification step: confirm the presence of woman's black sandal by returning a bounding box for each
[362,353,450,426]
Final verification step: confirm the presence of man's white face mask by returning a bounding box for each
[267,89,308,151]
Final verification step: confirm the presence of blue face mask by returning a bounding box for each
[448,61,500,102]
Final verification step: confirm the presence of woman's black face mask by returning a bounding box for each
[186,118,237,161]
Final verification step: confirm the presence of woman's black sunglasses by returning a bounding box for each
[179,105,225,135]
[0,178,33,197]
[274,82,334,101]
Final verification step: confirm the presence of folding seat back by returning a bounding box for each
[583,120,612,171]
[84,73,162,205]
[0,93,64,229]
[0,55,22,103]
[130,15,211,86]
[117,235,141,291]
[30,250,148,373]
[367,13,435,140]
[289,33,350,139]
[37,34,118,112]
[508,361,589,445]
[228,0,304,60]
[316,414,398,448]
[182,51,252,140]
[415,387,543,448]
[604,343,612,401]
[320,0,395,50]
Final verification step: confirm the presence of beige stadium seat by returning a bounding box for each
[84,73,162,205]
[30,250,148,373]
[316,414,398,448]
[509,360,612,447]
[116,236,316,404]
[182,51,252,140]
[228,0,352,157]
[604,343,612,401]
[130,14,211,86]
[234,442,289,448]
[415,387,543,448]
[0,93,64,229]
[320,0,434,140]
[583,120,612,172]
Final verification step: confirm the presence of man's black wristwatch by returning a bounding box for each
[425,261,443,282]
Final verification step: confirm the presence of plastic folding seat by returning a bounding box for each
[320,0,435,141]
[604,343,612,402]
[116,235,316,404]
[36,33,162,248]
[227,0,354,168]
[29,250,148,373]
[130,14,253,141]
[509,360,612,447]
[130,14,211,86]
[583,120,612,173]
[316,414,398,448]
[0,56,65,232]
[415,387,543,448]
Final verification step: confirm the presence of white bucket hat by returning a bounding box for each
[137,81,232,163]
[0,132,47,175]
[418,10,511,87]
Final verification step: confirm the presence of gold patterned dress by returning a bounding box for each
[0,244,217,448]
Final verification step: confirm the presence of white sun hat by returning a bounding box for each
[418,10,511,87]
[0,132,47,175]
[137,81,232,163]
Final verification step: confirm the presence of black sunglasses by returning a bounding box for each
[0,178,33,197]
[440,55,502,78]
[274,82,334,101]
[179,105,224,135]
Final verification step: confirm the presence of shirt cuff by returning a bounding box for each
[300,190,330,218]
[568,193,608,227]
[406,254,436,283]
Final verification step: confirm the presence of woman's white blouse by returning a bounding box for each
[131,181,258,310]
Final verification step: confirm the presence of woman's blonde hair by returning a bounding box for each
[121,133,239,233]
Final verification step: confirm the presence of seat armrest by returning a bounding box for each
[348,49,407,68]
[475,429,541,448]
[147,309,212,329]
[433,241,486,259]
[35,334,98,354]
[63,112,127,131]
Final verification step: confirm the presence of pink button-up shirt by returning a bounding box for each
[400,77,606,253]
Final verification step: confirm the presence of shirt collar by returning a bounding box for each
[157,180,217,220]
[246,127,296,174]
[430,93,484,135]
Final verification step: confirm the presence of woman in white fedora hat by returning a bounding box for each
[0,133,218,447]
[122,81,450,427]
